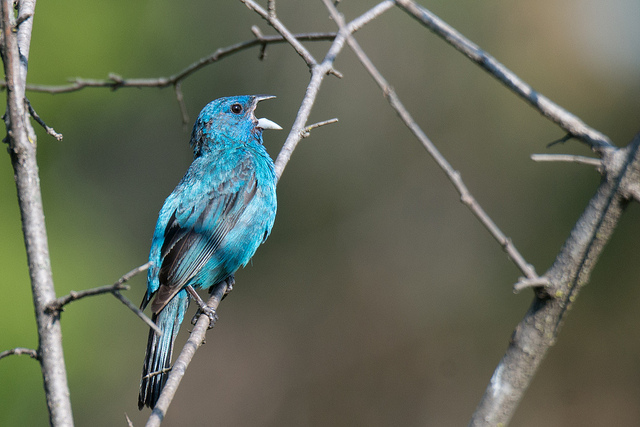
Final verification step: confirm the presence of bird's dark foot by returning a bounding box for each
[220,275,235,300]
[186,285,218,328]
[191,306,218,328]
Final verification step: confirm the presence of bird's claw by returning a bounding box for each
[191,306,218,329]
[220,275,235,300]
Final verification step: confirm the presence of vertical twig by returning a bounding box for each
[1,1,74,426]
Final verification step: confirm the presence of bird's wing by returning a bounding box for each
[150,156,257,313]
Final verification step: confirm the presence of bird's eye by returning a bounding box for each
[231,103,243,114]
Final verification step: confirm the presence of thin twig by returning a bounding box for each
[45,283,130,314]
[12,32,336,95]
[241,0,318,68]
[269,0,396,181]
[531,153,602,168]
[0,347,39,361]
[173,81,189,126]
[6,31,335,126]
[45,263,161,335]
[145,279,229,427]
[25,98,63,140]
[112,289,162,336]
[324,0,539,281]
[301,118,338,138]
[47,262,149,313]
[393,0,614,152]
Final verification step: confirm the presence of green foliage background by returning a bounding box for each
[1,1,640,426]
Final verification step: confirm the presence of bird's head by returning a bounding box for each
[190,95,281,156]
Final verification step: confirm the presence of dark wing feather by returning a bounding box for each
[150,159,257,313]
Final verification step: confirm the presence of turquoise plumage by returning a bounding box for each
[138,95,280,409]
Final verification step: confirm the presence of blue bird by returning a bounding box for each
[138,95,280,409]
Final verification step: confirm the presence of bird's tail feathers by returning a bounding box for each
[138,291,189,410]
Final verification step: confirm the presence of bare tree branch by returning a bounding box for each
[145,279,229,427]
[323,0,539,282]
[241,0,318,68]
[1,0,75,425]
[320,2,640,425]
[255,0,396,181]
[0,347,39,361]
[469,132,640,426]
[5,31,335,125]
[394,0,614,152]
[45,263,161,335]
[13,32,336,95]
[46,283,130,313]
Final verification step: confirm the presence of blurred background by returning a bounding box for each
[2,0,640,426]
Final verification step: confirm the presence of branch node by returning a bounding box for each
[107,73,124,90]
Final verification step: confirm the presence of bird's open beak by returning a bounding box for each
[254,95,282,130]
[257,117,282,130]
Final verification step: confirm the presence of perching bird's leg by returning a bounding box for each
[186,285,218,327]
[220,274,235,299]
[189,276,235,328]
